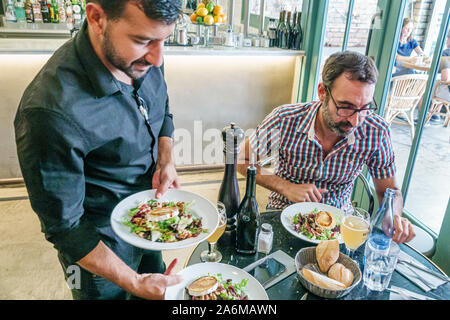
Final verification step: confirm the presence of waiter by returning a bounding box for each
[14,0,183,299]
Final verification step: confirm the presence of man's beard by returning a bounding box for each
[102,26,151,80]
[322,97,357,137]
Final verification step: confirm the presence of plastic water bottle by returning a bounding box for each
[366,188,396,253]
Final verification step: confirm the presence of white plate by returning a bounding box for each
[280,202,344,244]
[110,189,219,251]
[165,262,269,300]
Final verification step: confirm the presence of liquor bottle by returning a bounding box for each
[366,188,396,253]
[32,0,43,23]
[40,0,50,23]
[293,11,303,50]
[235,159,260,254]
[217,123,245,247]
[72,0,82,29]
[50,0,59,23]
[15,0,27,23]
[65,0,73,28]
[267,18,277,48]
[57,0,66,23]
[25,0,34,23]
[5,0,17,22]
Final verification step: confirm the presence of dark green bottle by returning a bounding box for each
[235,162,260,254]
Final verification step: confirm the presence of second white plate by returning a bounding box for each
[280,202,344,244]
[165,262,269,300]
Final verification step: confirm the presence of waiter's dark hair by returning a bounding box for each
[322,51,378,89]
[86,0,181,24]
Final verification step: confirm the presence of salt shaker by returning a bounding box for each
[257,223,273,254]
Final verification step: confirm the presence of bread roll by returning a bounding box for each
[301,268,347,290]
[328,263,354,288]
[316,239,339,273]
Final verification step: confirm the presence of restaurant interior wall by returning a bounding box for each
[0,51,300,179]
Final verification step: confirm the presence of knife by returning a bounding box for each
[397,258,450,282]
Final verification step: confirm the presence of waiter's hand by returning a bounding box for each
[393,215,416,244]
[153,162,180,199]
[131,258,183,300]
[153,137,179,199]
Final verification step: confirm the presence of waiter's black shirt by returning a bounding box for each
[14,21,174,264]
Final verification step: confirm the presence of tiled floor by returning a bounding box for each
[0,170,269,299]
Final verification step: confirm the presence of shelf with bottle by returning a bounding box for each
[1,0,86,36]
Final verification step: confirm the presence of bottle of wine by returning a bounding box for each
[277,10,288,49]
[235,159,260,254]
[293,11,303,50]
[286,11,293,49]
[217,123,245,247]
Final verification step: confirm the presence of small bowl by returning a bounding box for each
[295,247,361,299]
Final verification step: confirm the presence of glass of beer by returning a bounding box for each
[200,202,227,262]
[341,207,371,260]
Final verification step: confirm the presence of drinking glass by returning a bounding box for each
[200,202,227,262]
[341,207,371,260]
[363,241,400,291]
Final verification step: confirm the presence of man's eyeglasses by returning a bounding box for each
[325,86,378,117]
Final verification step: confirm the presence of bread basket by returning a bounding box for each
[295,247,361,299]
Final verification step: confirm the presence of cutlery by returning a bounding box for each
[387,287,434,300]
[397,258,450,282]
[398,260,437,290]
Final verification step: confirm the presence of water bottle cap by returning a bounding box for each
[261,223,272,232]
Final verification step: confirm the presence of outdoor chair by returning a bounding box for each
[384,74,429,141]
[425,80,450,127]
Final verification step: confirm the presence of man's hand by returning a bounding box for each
[152,162,180,199]
[153,137,179,199]
[393,215,416,244]
[131,258,183,300]
[282,182,328,203]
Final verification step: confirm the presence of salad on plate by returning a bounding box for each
[186,273,249,300]
[123,199,208,243]
[292,208,341,241]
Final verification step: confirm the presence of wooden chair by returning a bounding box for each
[384,74,429,141]
[425,81,450,127]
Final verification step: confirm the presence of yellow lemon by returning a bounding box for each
[213,5,223,16]
[197,7,209,17]
[196,3,205,10]
[204,14,214,25]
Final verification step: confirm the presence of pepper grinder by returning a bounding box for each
[217,122,245,247]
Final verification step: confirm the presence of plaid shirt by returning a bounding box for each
[249,101,396,211]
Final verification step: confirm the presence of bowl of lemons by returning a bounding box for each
[190,0,227,26]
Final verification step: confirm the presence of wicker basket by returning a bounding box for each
[295,247,362,299]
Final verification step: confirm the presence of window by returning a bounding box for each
[250,0,304,19]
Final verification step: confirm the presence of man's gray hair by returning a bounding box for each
[322,51,379,89]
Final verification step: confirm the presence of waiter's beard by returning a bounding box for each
[102,26,152,80]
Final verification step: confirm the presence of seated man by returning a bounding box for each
[238,51,415,244]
